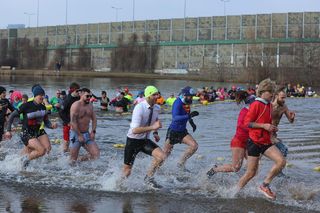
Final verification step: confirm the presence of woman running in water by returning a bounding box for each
[207,91,255,176]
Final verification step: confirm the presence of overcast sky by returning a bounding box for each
[1,0,319,28]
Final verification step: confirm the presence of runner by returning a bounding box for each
[5,85,57,168]
[0,86,15,141]
[162,86,199,172]
[207,91,255,176]
[271,87,295,174]
[69,88,99,163]
[122,85,166,189]
[59,82,81,152]
[237,79,286,200]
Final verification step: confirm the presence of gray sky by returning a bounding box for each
[1,0,319,28]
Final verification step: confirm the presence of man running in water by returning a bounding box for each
[69,88,99,163]
[59,82,81,152]
[237,79,286,200]
[271,87,295,170]
[6,85,57,168]
[163,86,199,172]
[207,91,255,176]
[122,85,166,189]
[0,86,15,141]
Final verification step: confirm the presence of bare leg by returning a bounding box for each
[38,134,52,154]
[79,142,100,161]
[214,147,246,173]
[237,156,260,189]
[262,145,286,184]
[146,147,166,177]
[162,139,174,158]
[26,138,46,160]
[123,164,132,178]
[178,134,198,167]
[63,140,70,152]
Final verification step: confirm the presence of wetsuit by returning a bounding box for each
[7,101,53,146]
[59,93,80,142]
[0,98,15,139]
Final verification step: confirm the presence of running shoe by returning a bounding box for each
[144,176,162,189]
[206,165,217,178]
[259,184,276,200]
[21,156,30,169]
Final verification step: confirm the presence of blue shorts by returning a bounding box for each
[69,130,94,149]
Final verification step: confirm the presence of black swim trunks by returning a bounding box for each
[20,129,46,146]
[124,137,159,166]
[247,138,273,157]
[165,128,189,145]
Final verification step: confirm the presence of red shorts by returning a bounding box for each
[63,124,71,142]
[230,136,247,149]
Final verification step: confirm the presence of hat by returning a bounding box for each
[61,90,66,96]
[32,85,45,97]
[144,86,159,98]
[0,86,6,94]
[181,86,195,96]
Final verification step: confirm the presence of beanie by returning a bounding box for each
[32,85,45,97]
[144,86,159,98]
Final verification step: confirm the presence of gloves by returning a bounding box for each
[189,119,197,132]
[189,111,199,118]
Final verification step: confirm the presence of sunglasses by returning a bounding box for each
[85,95,92,98]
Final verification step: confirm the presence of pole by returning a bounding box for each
[37,0,39,31]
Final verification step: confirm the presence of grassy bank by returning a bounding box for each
[0,69,214,82]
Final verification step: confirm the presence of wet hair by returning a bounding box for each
[22,94,28,100]
[275,86,286,95]
[69,82,80,90]
[235,90,249,105]
[256,78,276,97]
[81,88,91,94]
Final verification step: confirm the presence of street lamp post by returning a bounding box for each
[111,6,122,22]
[65,0,68,26]
[132,0,135,32]
[183,0,187,41]
[221,0,230,16]
[37,0,39,28]
[24,12,35,28]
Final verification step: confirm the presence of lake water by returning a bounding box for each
[0,75,319,213]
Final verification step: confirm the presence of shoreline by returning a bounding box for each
[0,69,216,82]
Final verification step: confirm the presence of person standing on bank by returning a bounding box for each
[69,88,99,163]
[5,85,58,168]
[122,85,166,189]
[163,86,199,172]
[237,79,286,200]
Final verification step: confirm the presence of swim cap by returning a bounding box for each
[144,86,159,98]
[181,86,195,96]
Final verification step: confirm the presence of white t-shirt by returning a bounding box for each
[127,100,161,139]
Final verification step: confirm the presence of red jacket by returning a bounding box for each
[244,98,272,145]
[234,107,249,142]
